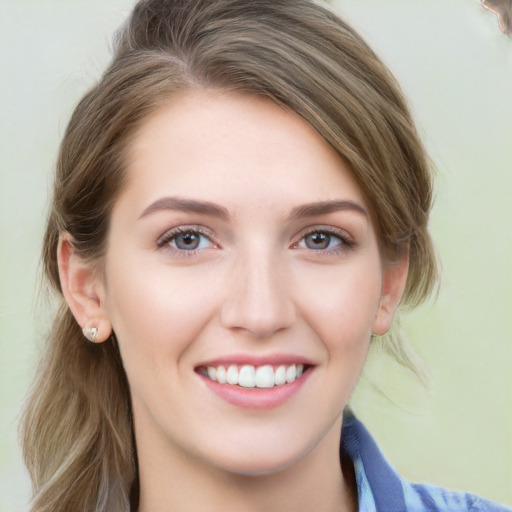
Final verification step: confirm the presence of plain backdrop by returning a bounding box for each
[0,1,510,510]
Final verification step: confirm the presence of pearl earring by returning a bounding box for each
[83,326,99,342]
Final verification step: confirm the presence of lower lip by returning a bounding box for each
[198,370,312,410]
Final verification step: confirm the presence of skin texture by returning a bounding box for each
[58,90,408,511]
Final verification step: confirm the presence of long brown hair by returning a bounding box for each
[21,1,438,510]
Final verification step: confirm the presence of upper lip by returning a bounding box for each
[195,353,316,369]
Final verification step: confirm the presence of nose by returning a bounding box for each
[220,248,295,339]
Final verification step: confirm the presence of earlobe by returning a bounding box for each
[371,249,409,336]
[57,234,112,343]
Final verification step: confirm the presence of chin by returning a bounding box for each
[199,431,316,478]
[212,450,303,477]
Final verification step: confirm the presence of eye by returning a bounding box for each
[294,227,355,253]
[157,227,215,252]
[299,231,342,250]
[173,231,208,250]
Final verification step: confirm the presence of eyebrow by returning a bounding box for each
[139,196,367,222]
[288,200,368,220]
[139,196,230,221]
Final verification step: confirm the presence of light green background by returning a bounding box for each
[0,1,510,510]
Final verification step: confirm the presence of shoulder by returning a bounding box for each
[341,411,512,512]
[403,481,511,511]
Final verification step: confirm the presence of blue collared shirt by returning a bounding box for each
[341,412,511,511]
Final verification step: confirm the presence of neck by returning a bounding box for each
[136,416,357,512]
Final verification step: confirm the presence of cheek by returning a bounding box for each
[103,251,223,369]
[296,259,382,351]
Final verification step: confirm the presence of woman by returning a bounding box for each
[19,0,510,510]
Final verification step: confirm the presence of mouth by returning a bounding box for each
[197,363,312,389]
[195,355,315,409]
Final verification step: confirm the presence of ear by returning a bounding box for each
[371,249,409,336]
[57,234,112,343]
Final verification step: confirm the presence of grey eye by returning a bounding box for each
[302,232,341,250]
[173,232,201,250]
[169,231,213,251]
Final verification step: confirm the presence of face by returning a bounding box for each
[97,90,404,476]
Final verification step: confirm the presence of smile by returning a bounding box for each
[196,356,314,409]
[200,363,306,388]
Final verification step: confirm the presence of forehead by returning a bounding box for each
[121,90,367,216]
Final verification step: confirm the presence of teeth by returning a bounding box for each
[274,365,287,386]
[226,365,239,385]
[204,363,307,388]
[286,364,296,383]
[207,366,217,380]
[216,365,226,383]
[239,365,256,388]
[255,365,274,388]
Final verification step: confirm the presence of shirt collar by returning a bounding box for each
[341,410,407,511]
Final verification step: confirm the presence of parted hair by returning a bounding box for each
[20,0,438,510]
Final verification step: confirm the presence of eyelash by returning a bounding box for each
[293,226,355,256]
[156,225,355,257]
[156,225,217,258]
